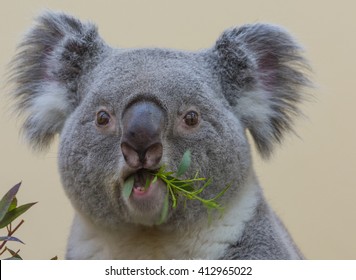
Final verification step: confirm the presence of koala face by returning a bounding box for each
[59,49,251,227]
[10,12,309,230]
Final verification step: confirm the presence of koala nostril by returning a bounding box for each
[121,142,141,169]
[144,143,163,168]
[121,142,163,169]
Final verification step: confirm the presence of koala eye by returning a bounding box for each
[96,110,111,126]
[183,111,199,126]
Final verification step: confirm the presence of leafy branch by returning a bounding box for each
[153,150,231,223]
[0,182,37,260]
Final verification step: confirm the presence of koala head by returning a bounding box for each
[10,12,309,229]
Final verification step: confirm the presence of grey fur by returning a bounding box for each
[213,24,311,158]
[9,11,106,150]
[221,195,303,259]
[9,11,310,259]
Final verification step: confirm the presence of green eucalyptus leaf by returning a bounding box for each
[8,197,18,212]
[0,236,24,244]
[176,150,191,177]
[151,176,158,184]
[6,247,22,260]
[157,193,169,225]
[4,256,22,260]
[122,175,135,200]
[0,202,37,229]
[0,182,21,222]
[144,177,151,190]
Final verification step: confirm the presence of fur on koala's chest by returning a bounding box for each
[67,180,259,260]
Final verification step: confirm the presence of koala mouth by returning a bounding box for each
[123,168,165,199]
[132,169,156,195]
[122,168,167,225]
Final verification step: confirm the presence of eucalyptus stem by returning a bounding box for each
[0,220,24,251]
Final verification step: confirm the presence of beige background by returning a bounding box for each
[0,0,355,259]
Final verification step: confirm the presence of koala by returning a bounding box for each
[9,11,310,259]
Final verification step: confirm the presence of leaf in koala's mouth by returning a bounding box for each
[123,175,135,199]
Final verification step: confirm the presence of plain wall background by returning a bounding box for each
[0,0,355,259]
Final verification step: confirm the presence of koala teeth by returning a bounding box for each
[134,185,146,193]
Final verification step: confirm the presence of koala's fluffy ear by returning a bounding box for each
[9,11,105,151]
[212,24,311,158]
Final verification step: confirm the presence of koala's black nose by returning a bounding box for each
[121,101,165,169]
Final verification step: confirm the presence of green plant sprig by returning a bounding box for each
[152,150,231,224]
[154,166,227,210]
[0,182,37,260]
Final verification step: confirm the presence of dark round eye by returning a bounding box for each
[183,111,199,126]
[96,110,111,126]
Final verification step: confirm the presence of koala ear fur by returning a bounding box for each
[9,11,105,151]
[212,24,311,158]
